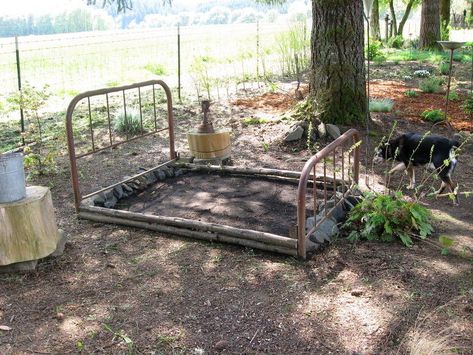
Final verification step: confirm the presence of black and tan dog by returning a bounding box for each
[373,132,460,204]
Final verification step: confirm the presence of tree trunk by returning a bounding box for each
[419,0,441,49]
[389,0,398,36]
[310,0,366,125]
[397,0,417,37]
[440,0,451,27]
[370,0,381,40]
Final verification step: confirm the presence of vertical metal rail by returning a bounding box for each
[177,24,181,102]
[66,80,177,211]
[297,129,360,259]
[15,36,25,146]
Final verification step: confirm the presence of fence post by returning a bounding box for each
[256,21,260,87]
[177,24,181,103]
[15,36,25,146]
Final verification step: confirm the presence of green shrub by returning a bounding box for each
[419,77,443,93]
[144,63,167,75]
[114,110,142,136]
[445,91,459,101]
[373,55,386,65]
[343,191,433,247]
[369,98,394,112]
[387,35,404,49]
[462,93,473,114]
[404,89,418,98]
[421,109,444,123]
[439,62,450,75]
[366,39,382,60]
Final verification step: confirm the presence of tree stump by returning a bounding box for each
[0,186,61,267]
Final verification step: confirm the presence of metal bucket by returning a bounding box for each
[0,152,26,203]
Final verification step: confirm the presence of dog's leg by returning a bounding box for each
[435,178,459,206]
[406,164,416,189]
[389,162,406,175]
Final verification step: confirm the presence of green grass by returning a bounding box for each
[242,117,271,125]
[382,49,472,64]
[369,98,394,112]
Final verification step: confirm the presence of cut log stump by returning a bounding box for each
[0,186,61,268]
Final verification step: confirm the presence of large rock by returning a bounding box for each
[284,125,304,142]
[317,122,327,138]
[326,124,341,140]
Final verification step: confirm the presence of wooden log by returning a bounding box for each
[79,205,298,250]
[79,211,298,257]
[0,186,61,266]
[178,163,348,190]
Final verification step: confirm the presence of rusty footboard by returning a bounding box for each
[297,129,360,258]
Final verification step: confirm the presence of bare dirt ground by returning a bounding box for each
[1,65,473,354]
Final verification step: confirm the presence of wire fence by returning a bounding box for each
[0,21,309,117]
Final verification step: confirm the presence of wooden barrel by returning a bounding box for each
[187,129,231,160]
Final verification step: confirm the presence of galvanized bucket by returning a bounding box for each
[0,152,26,203]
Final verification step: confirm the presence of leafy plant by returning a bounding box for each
[387,35,404,49]
[189,55,214,100]
[144,63,167,75]
[343,191,434,247]
[420,109,444,123]
[366,39,382,60]
[419,77,443,93]
[461,93,473,114]
[7,83,55,176]
[369,98,394,112]
[404,89,418,98]
[439,62,450,75]
[114,110,142,136]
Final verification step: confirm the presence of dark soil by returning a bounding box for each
[1,60,472,354]
[119,172,300,236]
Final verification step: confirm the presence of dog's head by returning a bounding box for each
[373,141,395,164]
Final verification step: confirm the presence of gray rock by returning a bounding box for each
[103,189,118,208]
[154,169,167,181]
[113,185,125,199]
[284,125,304,142]
[163,166,175,178]
[145,172,157,185]
[174,168,186,177]
[317,122,326,138]
[306,214,339,245]
[93,193,105,207]
[326,124,341,140]
[122,183,134,194]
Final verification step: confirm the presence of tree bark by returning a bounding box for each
[440,0,451,39]
[440,0,451,28]
[419,0,441,49]
[389,0,398,36]
[310,0,366,125]
[370,0,381,40]
[397,0,417,37]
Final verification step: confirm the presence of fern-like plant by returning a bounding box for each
[343,191,434,247]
